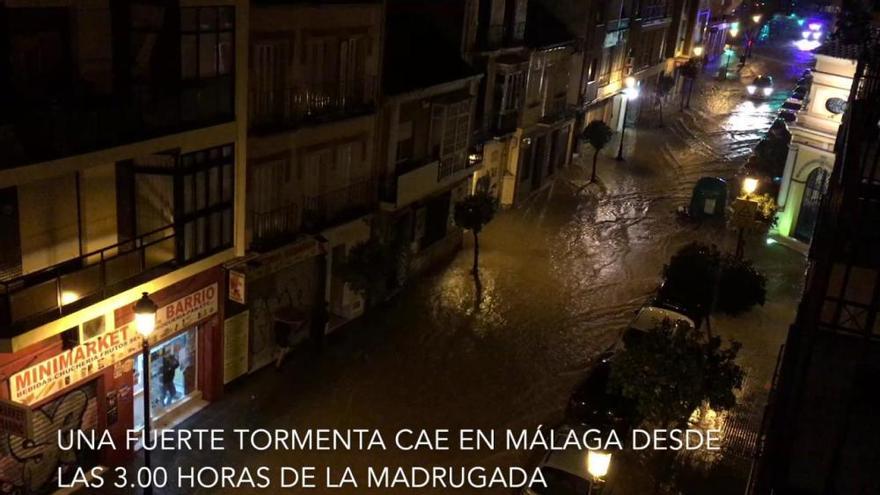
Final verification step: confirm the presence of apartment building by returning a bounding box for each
[0,0,248,489]
[377,9,483,278]
[224,1,384,370]
[453,0,575,206]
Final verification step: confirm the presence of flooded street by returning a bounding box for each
[95,39,812,495]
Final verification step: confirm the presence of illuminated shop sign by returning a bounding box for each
[8,283,219,406]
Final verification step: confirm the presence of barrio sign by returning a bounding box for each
[150,283,218,344]
[9,283,219,406]
[10,327,141,406]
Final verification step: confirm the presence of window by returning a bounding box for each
[498,72,526,113]
[180,6,235,122]
[251,40,290,124]
[179,145,235,262]
[431,99,472,179]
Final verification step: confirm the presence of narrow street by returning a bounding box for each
[95,37,811,495]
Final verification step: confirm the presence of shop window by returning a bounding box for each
[134,328,198,430]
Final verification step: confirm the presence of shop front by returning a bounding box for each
[0,267,225,493]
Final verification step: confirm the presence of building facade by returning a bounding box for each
[225,1,384,370]
[776,43,856,245]
[750,34,880,494]
[378,7,483,279]
[0,0,249,490]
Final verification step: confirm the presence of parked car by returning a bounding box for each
[792,85,808,101]
[523,426,601,495]
[747,75,774,99]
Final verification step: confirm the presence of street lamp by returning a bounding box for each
[752,14,762,24]
[587,450,612,494]
[616,77,639,161]
[134,292,158,495]
[742,176,759,196]
[692,45,704,57]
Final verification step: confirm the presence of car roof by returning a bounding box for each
[754,75,773,85]
[629,306,695,332]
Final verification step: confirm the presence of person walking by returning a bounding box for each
[160,348,179,406]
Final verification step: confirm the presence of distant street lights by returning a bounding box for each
[616,77,640,161]
[134,292,158,495]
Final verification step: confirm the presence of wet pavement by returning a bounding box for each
[92,38,812,495]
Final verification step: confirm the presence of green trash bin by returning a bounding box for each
[689,177,728,219]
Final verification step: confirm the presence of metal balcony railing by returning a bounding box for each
[0,225,176,335]
[303,180,375,231]
[249,77,376,130]
[250,203,299,251]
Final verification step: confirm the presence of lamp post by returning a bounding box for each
[734,177,759,259]
[587,450,612,494]
[615,77,639,161]
[693,45,704,72]
[134,292,157,495]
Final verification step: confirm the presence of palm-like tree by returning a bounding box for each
[581,120,613,183]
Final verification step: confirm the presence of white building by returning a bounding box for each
[776,41,857,245]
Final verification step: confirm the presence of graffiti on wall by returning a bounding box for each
[0,384,98,495]
[250,259,321,371]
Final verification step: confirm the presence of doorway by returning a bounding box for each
[794,167,830,243]
[133,328,198,430]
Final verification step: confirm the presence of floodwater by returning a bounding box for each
[91,37,812,495]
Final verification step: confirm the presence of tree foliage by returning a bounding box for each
[581,120,614,182]
[610,321,744,426]
[717,257,767,315]
[660,242,768,318]
[454,192,497,234]
[335,237,395,305]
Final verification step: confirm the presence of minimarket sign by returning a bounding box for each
[9,283,218,406]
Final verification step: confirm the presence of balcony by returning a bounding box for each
[250,203,300,252]
[0,80,234,170]
[0,225,177,336]
[381,155,479,210]
[249,77,377,132]
[303,180,375,232]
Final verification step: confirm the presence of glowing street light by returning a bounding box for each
[616,77,640,161]
[742,177,759,196]
[587,450,612,478]
[693,45,704,57]
[752,14,762,24]
[134,292,158,495]
[587,450,612,494]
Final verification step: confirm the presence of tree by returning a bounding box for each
[717,257,766,315]
[336,237,395,307]
[454,192,498,276]
[659,242,721,322]
[609,321,744,427]
[660,242,769,324]
[581,120,614,182]
[655,73,676,127]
